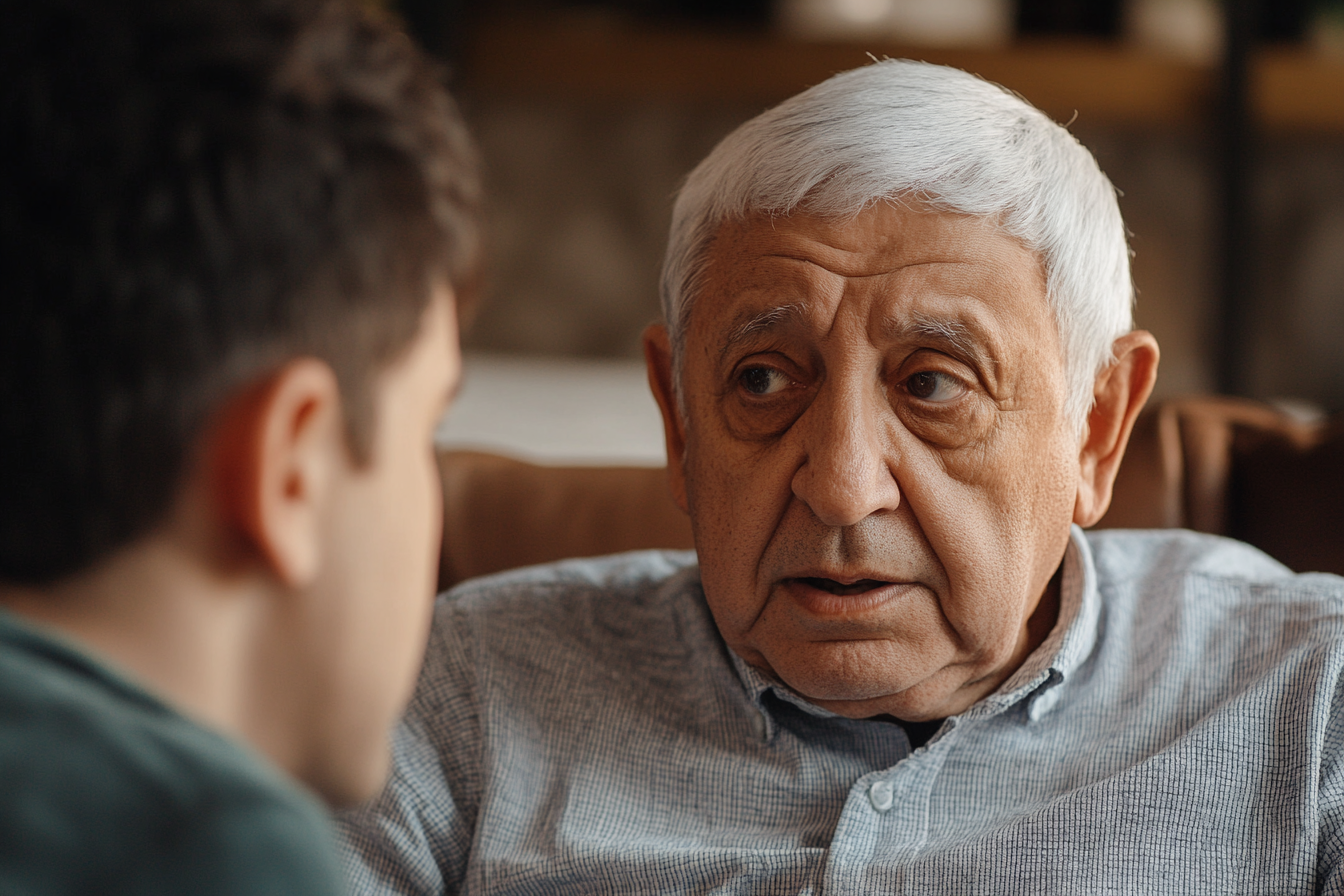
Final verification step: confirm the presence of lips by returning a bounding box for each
[795,576,892,596]
[780,574,919,620]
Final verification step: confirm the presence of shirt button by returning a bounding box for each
[752,712,768,740]
[868,780,894,813]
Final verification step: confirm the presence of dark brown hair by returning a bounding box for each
[0,0,480,583]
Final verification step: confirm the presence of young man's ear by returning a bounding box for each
[1074,331,1161,527]
[207,359,346,588]
[642,323,689,515]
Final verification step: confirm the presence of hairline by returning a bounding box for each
[661,61,1135,432]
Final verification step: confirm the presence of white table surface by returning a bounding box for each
[434,353,668,467]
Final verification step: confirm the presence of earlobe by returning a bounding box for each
[1074,331,1161,527]
[642,323,690,515]
[207,359,344,588]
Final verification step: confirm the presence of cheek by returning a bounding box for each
[353,445,440,664]
[682,433,793,634]
[404,450,442,575]
[907,421,1076,630]
[389,450,441,640]
[355,454,440,739]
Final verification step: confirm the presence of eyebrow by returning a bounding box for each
[716,303,999,376]
[718,302,808,362]
[883,311,998,376]
[890,313,979,354]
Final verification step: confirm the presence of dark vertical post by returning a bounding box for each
[1216,0,1256,395]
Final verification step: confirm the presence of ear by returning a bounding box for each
[642,323,689,515]
[208,359,345,588]
[1074,330,1161,527]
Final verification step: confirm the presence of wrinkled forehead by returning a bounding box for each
[711,202,1017,265]
[688,205,1050,341]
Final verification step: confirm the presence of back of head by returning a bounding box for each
[0,0,479,584]
[661,59,1132,426]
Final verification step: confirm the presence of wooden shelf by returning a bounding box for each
[462,17,1344,132]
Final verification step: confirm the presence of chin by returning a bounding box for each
[773,660,918,705]
[767,641,950,714]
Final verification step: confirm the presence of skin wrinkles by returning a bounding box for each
[721,303,810,364]
[763,250,981,278]
[883,313,1002,395]
[644,200,1159,724]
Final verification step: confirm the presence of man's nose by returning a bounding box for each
[790,382,901,528]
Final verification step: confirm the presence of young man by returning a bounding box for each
[0,0,478,891]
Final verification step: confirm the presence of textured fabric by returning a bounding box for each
[337,527,1344,894]
[0,608,346,896]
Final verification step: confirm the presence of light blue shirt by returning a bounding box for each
[338,528,1344,894]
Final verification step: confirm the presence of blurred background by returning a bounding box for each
[389,0,1344,463]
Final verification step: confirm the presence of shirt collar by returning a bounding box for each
[724,524,1101,729]
[982,524,1100,721]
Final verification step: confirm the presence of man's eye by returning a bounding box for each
[739,366,790,396]
[905,371,964,402]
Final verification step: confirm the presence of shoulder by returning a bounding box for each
[433,548,704,661]
[445,548,701,613]
[1081,528,1344,680]
[337,550,717,892]
[409,548,726,739]
[1086,528,1344,609]
[0,616,342,895]
[405,548,705,719]
[1085,527,1299,584]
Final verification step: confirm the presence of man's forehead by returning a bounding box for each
[701,210,1044,312]
[707,203,1014,266]
[691,212,1053,379]
[714,297,1006,366]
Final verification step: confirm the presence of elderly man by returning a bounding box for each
[339,60,1344,893]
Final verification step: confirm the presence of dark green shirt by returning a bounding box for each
[0,608,345,895]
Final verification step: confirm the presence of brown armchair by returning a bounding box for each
[438,396,1344,590]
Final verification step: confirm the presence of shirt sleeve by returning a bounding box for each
[336,607,484,896]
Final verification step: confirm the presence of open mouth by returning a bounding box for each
[795,577,892,596]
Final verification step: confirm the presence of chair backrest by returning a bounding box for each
[438,452,691,589]
[439,396,1344,589]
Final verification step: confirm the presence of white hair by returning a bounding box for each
[660,59,1133,428]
